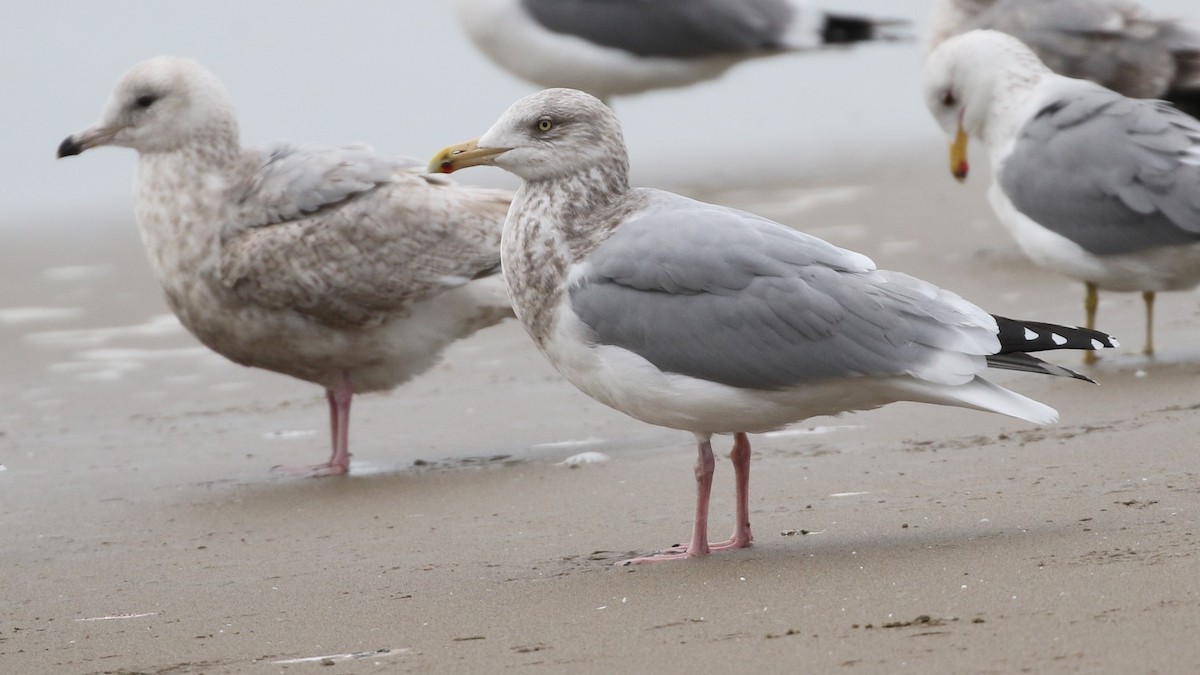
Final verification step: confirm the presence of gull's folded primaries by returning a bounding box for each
[430,87,1116,564]
[924,29,1200,362]
[58,56,513,476]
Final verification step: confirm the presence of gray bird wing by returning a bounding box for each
[520,0,794,58]
[972,0,1185,98]
[999,81,1200,256]
[568,190,999,390]
[219,142,510,328]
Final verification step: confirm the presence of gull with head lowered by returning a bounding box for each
[924,29,1200,362]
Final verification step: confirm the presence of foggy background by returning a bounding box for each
[1,0,1195,231]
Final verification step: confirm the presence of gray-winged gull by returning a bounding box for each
[926,0,1200,118]
[57,56,514,476]
[924,30,1200,361]
[451,0,908,102]
[429,88,1116,563]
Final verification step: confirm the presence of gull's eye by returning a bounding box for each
[135,94,159,109]
[537,118,553,133]
[941,90,957,107]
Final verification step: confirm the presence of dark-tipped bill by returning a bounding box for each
[57,136,85,158]
[950,124,969,182]
[56,126,118,158]
[428,138,508,174]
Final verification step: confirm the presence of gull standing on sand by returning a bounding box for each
[429,88,1116,563]
[57,56,513,476]
[924,30,1200,361]
[451,0,908,103]
[926,0,1200,118]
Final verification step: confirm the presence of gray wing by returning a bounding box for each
[220,143,510,328]
[569,192,998,390]
[999,81,1200,256]
[521,0,793,58]
[232,142,425,228]
[973,0,1186,98]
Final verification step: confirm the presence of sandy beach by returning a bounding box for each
[3,148,1200,674]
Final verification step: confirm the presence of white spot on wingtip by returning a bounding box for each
[1023,328,1037,340]
[1051,333,1067,345]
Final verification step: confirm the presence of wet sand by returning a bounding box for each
[3,149,1200,673]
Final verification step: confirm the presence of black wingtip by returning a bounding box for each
[821,15,875,44]
[985,352,1097,384]
[992,315,1119,355]
[57,135,83,158]
[1164,86,1200,121]
[821,14,911,45]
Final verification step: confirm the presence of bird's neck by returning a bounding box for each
[975,64,1049,155]
[501,162,630,347]
[132,138,253,307]
[525,161,629,254]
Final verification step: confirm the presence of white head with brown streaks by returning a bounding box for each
[429,87,627,186]
[428,88,636,344]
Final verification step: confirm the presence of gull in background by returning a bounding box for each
[924,29,1200,361]
[451,0,909,103]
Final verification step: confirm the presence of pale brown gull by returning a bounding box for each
[57,56,513,476]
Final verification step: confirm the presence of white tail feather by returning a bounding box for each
[897,376,1059,425]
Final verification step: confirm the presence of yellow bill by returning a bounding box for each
[950,124,969,182]
[428,138,508,174]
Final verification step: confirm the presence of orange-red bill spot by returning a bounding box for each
[953,158,969,180]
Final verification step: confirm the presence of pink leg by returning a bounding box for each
[272,373,353,477]
[709,432,753,551]
[662,433,754,552]
[619,435,717,565]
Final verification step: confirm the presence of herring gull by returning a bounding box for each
[451,0,908,102]
[927,0,1200,118]
[429,88,1117,563]
[57,56,514,476]
[923,30,1200,361]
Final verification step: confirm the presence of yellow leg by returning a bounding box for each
[1083,282,1099,365]
[1142,291,1155,357]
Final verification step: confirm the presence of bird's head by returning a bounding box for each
[58,55,237,159]
[922,29,1048,182]
[428,88,627,183]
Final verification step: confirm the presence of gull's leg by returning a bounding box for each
[272,373,353,477]
[619,433,716,565]
[1083,282,1099,365]
[708,433,754,551]
[1142,291,1156,357]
